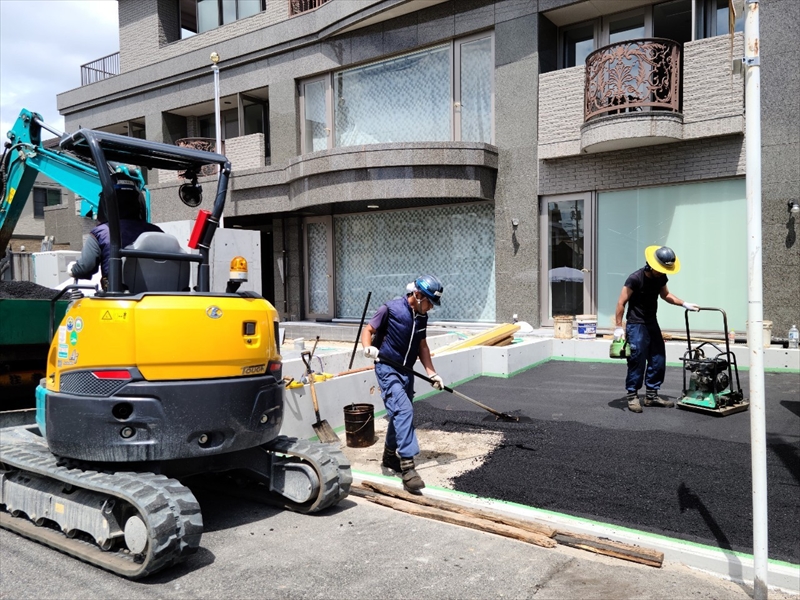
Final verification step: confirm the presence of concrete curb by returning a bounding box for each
[352,470,800,594]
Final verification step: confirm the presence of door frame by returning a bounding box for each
[303,215,335,320]
[539,192,596,326]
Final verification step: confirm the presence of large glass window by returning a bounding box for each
[333,204,495,321]
[182,0,265,35]
[562,22,595,68]
[303,79,329,152]
[334,45,451,147]
[301,35,494,153]
[597,179,747,332]
[458,36,493,143]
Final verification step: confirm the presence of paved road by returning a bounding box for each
[0,490,786,599]
[421,361,800,563]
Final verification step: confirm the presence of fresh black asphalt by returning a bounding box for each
[414,360,800,564]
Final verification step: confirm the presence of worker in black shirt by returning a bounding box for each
[614,246,699,413]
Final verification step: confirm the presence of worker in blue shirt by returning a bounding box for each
[361,275,444,493]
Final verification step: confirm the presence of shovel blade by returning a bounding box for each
[313,420,340,444]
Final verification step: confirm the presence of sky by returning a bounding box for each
[0,0,119,140]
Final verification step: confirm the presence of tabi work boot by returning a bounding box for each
[644,390,675,408]
[381,446,401,472]
[399,457,425,494]
[626,392,643,413]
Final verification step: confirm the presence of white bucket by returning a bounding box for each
[553,316,573,339]
[575,314,597,339]
[746,321,772,348]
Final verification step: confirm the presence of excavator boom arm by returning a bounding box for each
[0,109,148,258]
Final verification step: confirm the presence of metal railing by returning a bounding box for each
[289,0,330,16]
[175,138,224,177]
[80,52,120,86]
[584,39,681,121]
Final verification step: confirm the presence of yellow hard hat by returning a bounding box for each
[645,245,681,274]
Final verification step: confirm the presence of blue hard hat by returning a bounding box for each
[414,274,443,306]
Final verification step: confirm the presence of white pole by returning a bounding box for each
[212,63,222,157]
[211,59,225,228]
[744,1,768,598]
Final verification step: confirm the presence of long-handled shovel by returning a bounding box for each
[301,337,340,443]
[377,356,529,423]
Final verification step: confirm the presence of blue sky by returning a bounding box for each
[0,0,118,139]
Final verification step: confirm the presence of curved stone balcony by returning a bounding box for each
[226,142,498,216]
[581,38,683,153]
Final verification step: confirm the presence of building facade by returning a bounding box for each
[54,0,799,334]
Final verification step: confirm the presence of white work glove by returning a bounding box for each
[430,373,444,390]
[613,327,624,341]
[363,346,380,360]
[682,302,700,311]
[66,261,76,278]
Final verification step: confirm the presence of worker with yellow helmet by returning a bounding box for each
[614,246,700,413]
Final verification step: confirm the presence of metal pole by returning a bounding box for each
[744,1,768,598]
[212,61,225,228]
[213,64,222,156]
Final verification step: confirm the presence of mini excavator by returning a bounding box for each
[0,109,351,578]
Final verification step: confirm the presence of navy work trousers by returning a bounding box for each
[625,321,666,393]
[375,361,419,458]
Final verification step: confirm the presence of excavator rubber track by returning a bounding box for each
[258,436,352,513]
[0,426,202,579]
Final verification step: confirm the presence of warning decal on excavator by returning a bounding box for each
[101,310,128,322]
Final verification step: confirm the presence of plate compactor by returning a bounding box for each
[676,307,749,416]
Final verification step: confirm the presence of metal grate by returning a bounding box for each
[60,371,128,397]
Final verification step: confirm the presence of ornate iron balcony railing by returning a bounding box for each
[80,52,120,86]
[176,138,224,177]
[584,38,681,122]
[289,0,330,16]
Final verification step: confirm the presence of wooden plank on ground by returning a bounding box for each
[355,482,555,537]
[353,483,663,568]
[553,532,664,567]
[357,490,557,549]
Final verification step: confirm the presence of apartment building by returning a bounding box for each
[53,0,799,334]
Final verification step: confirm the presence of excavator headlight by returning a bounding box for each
[230,256,248,281]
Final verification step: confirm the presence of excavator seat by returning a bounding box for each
[122,232,190,294]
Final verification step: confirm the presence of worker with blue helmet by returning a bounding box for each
[361,274,444,493]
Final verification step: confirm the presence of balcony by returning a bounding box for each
[538,34,744,159]
[80,52,120,86]
[289,0,330,16]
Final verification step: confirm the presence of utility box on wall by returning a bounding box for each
[156,221,262,294]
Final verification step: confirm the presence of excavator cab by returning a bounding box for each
[0,115,351,579]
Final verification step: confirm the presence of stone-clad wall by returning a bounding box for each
[539,135,745,196]
[759,0,800,335]
[119,0,299,73]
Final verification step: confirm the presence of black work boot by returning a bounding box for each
[399,457,425,494]
[644,389,674,408]
[626,391,643,413]
[381,446,401,472]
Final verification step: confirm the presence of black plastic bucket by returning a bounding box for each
[343,403,375,448]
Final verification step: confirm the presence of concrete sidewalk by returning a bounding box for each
[2,489,796,600]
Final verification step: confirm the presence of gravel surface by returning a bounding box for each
[416,361,800,564]
[0,280,58,299]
